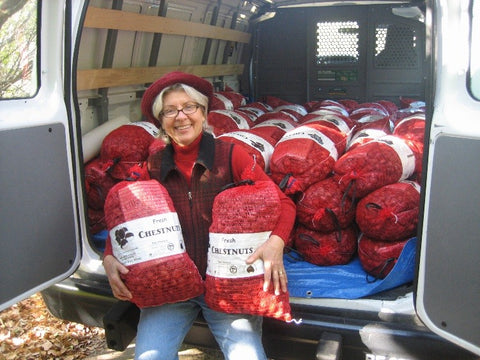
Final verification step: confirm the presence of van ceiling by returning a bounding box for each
[254,0,418,6]
[250,1,425,24]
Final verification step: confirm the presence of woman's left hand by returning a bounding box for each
[246,234,287,296]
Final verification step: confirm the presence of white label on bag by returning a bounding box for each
[110,212,185,266]
[213,110,250,129]
[253,119,296,132]
[374,135,416,180]
[128,121,160,137]
[214,93,234,110]
[219,131,274,171]
[207,231,271,278]
[242,107,265,116]
[277,125,339,160]
[395,113,425,128]
[401,180,421,193]
[275,104,307,116]
[346,128,387,150]
[304,116,350,134]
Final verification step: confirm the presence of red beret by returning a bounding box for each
[141,71,214,125]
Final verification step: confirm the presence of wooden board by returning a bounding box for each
[84,7,251,44]
[77,64,245,90]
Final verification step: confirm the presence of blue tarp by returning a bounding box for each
[284,237,417,299]
[92,229,108,253]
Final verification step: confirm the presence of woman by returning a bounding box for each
[102,71,296,360]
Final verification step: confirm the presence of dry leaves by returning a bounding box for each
[0,293,106,359]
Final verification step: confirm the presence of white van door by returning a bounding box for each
[415,0,480,356]
[0,0,84,311]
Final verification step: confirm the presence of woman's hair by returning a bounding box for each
[151,83,212,142]
[152,83,208,120]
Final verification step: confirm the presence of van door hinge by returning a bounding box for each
[316,331,343,360]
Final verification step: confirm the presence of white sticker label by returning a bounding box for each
[128,121,160,137]
[279,110,301,122]
[275,104,307,116]
[253,119,296,132]
[207,231,271,278]
[346,128,387,150]
[240,107,265,117]
[304,115,350,133]
[219,131,274,171]
[277,125,339,160]
[310,107,348,117]
[110,212,185,266]
[374,135,416,180]
[214,93,234,110]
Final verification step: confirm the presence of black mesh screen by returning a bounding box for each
[375,24,418,68]
[316,21,359,65]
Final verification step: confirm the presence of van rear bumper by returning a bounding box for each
[42,276,477,360]
[262,305,478,360]
[41,277,117,328]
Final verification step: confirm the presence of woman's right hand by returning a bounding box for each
[102,255,133,301]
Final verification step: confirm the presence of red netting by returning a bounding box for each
[338,99,360,112]
[207,110,254,136]
[260,95,292,109]
[100,122,159,180]
[301,114,354,136]
[210,91,247,110]
[377,100,398,116]
[296,177,355,232]
[254,110,299,125]
[205,180,292,322]
[147,138,167,156]
[84,157,118,210]
[293,224,357,266]
[104,180,204,308]
[393,114,425,144]
[270,124,345,195]
[88,207,105,234]
[240,101,273,113]
[333,135,416,199]
[251,119,297,145]
[358,234,410,280]
[355,181,420,242]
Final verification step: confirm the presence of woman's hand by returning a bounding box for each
[102,255,133,301]
[246,234,287,296]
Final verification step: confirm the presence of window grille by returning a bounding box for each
[316,21,359,65]
[375,24,418,68]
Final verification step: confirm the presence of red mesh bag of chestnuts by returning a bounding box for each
[104,179,204,308]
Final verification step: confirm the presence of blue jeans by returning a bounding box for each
[135,295,267,360]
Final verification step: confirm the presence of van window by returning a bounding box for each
[374,24,418,68]
[0,0,38,99]
[316,21,359,65]
[470,0,480,99]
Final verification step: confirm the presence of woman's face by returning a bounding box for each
[161,89,206,146]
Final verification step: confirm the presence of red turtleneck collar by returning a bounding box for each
[171,133,203,183]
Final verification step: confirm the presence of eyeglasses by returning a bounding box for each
[160,104,202,118]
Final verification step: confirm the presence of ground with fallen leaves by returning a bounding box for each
[0,293,223,360]
[0,293,106,360]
